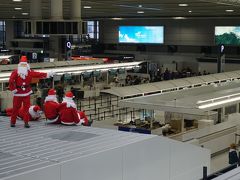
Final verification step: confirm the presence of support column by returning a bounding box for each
[81,75,84,88]
[30,0,42,19]
[71,0,82,20]
[51,0,63,20]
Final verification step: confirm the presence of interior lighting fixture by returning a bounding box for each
[14,7,22,10]
[173,17,186,19]
[112,17,123,20]
[138,5,142,7]
[137,11,144,14]
[226,9,234,12]
[197,92,240,109]
[198,96,240,109]
[22,12,29,15]
[188,10,192,13]
[178,4,188,7]
[84,6,92,9]
[13,0,22,1]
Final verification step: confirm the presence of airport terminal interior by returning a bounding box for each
[2,0,240,180]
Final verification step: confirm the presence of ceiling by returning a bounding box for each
[1,0,240,20]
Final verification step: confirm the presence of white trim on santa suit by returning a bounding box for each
[29,106,41,119]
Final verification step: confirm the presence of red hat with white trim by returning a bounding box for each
[19,56,28,63]
[65,91,74,99]
[33,105,41,112]
[48,88,56,96]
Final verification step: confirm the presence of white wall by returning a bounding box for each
[6,135,210,180]
[101,18,240,46]
[101,19,215,46]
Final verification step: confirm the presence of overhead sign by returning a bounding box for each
[32,52,38,60]
[66,41,72,50]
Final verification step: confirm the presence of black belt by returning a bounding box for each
[16,85,29,88]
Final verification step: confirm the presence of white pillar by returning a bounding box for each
[106,72,109,85]
[71,0,81,20]
[81,75,84,88]
[93,77,96,89]
[51,0,63,20]
[30,0,42,19]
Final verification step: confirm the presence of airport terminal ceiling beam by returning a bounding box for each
[200,0,240,6]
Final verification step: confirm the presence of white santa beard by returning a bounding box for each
[45,95,58,102]
[62,98,77,109]
[17,66,28,79]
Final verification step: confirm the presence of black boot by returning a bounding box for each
[24,123,30,128]
[10,124,15,127]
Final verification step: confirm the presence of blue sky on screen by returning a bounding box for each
[215,26,240,37]
[119,26,164,43]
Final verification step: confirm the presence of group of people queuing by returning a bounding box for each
[151,67,210,82]
[4,55,90,128]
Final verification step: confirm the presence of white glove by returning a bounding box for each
[80,119,85,124]
[76,119,85,126]
[47,71,56,78]
[12,89,18,94]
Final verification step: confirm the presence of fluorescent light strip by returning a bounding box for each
[197,92,240,104]
[198,96,240,109]
[0,62,142,79]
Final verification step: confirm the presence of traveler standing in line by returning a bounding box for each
[229,143,239,166]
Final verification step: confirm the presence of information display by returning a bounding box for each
[215,26,240,45]
[119,26,164,44]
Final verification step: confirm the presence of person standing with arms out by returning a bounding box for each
[8,56,55,128]
[229,143,239,166]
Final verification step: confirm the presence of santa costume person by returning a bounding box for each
[58,91,80,125]
[5,105,42,121]
[8,55,55,128]
[44,88,61,124]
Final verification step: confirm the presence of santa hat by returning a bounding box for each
[65,91,75,99]
[19,56,28,64]
[48,88,56,96]
[33,105,41,112]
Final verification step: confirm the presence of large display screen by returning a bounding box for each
[119,26,164,44]
[215,26,240,45]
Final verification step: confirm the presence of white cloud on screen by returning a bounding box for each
[144,27,163,43]
[135,31,146,38]
[123,34,138,42]
[119,31,124,38]
[215,26,240,37]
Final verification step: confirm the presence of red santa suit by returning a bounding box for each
[6,105,42,121]
[8,56,54,127]
[44,88,61,124]
[78,111,89,126]
[58,91,81,125]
